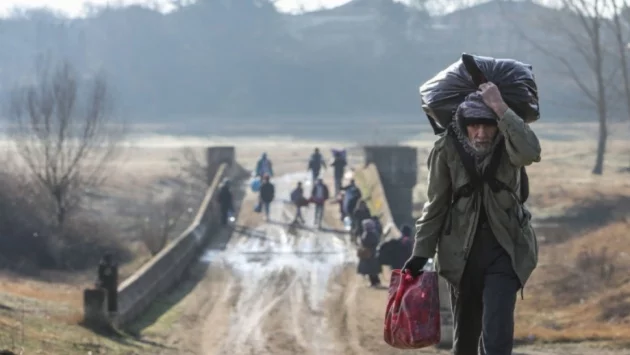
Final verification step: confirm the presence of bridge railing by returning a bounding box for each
[83,147,236,328]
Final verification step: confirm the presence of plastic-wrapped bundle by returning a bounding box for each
[331,148,347,159]
[250,176,262,192]
[419,53,540,134]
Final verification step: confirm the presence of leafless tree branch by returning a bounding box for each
[138,188,189,256]
[6,57,125,227]
[500,0,610,174]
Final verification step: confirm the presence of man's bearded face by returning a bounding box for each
[466,123,498,154]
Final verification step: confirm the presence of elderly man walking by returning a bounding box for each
[403,83,541,355]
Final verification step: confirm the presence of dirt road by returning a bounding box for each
[197,172,356,355]
[151,169,629,355]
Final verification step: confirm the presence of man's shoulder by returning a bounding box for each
[431,133,453,154]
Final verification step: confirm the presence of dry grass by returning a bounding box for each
[514,219,630,342]
[508,136,630,342]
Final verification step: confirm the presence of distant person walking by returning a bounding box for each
[310,178,330,229]
[258,174,275,222]
[307,148,326,182]
[290,181,307,224]
[341,179,362,220]
[352,200,371,244]
[256,152,274,178]
[218,178,234,225]
[370,215,383,238]
[358,218,382,288]
[330,150,347,195]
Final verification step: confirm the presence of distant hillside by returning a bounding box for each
[0,0,618,123]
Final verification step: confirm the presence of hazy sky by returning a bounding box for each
[0,0,354,16]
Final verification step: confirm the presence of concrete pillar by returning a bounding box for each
[83,288,109,329]
[363,146,417,227]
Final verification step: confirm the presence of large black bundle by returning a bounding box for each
[419,53,540,135]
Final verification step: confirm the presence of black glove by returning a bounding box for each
[402,256,428,278]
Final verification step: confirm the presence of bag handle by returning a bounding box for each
[393,271,415,312]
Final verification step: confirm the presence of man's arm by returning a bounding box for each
[479,82,541,167]
[497,109,541,167]
[412,142,452,259]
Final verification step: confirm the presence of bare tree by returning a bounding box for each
[503,0,613,174]
[610,0,630,120]
[179,147,208,186]
[7,58,124,227]
[607,0,630,170]
[138,190,189,256]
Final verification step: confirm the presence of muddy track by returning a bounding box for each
[193,172,356,355]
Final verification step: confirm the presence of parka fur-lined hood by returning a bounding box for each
[451,92,504,170]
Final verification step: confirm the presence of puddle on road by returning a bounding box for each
[202,227,353,307]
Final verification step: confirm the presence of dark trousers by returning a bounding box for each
[449,223,521,355]
[293,205,304,223]
[368,274,380,286]
[314,203,324,227]
[334,172,343,195]
[220,206,229,225]
[263,202,270,220]
[312,169,320,181]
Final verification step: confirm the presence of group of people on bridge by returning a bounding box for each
[247,148,347,228]
[217,148,414,288]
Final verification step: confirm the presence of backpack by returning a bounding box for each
[445,126,529,204]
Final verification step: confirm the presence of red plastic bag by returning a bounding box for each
[384,270,441,349]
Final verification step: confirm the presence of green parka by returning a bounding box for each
[413,108,541,289]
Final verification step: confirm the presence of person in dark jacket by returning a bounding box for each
[342,179,362,218]
[370,215,383,237]
[336,190,346,221]
[358,218,382,287]
[307,148,327,182]
[330,151,347,195]
[96,253,118,315]
[310,178,330,228]
[218,178,234,225]
[258,174,275,222]
[290,181,306,224]
[352,200,371,244]
[377,225,414,270]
